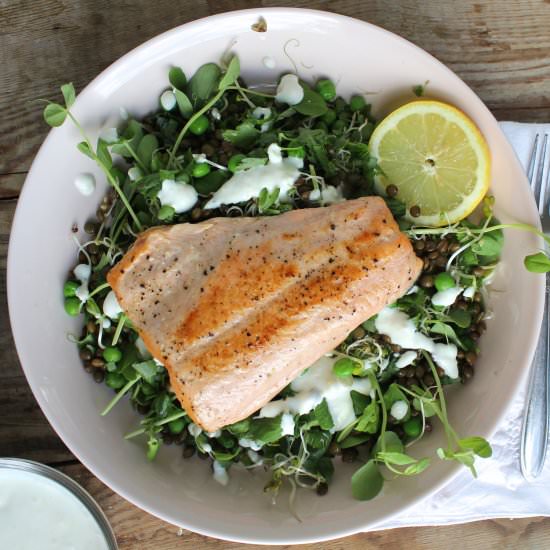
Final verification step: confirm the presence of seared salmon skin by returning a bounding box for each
[107,197,422,432]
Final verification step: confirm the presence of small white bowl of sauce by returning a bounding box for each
[0,458,117,550]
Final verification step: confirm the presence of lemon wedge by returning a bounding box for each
[369,100,491,226]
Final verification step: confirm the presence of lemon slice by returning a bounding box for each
[369,100,491,226]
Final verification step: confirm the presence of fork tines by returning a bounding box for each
[529,133,550,215]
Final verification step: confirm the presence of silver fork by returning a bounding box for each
[520,133,550,480]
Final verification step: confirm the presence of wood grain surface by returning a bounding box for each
[1,1,550,548]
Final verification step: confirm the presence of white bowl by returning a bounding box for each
[8,8,544,545]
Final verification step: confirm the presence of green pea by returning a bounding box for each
[103,346,122,363]
[189,114,209,135]
[434,272,455,292]
[192,162,211,178]
[333,357,356,377]
[64,297,81,316]
[168,418,186,434]
[350,95,366,112]
[331,120,347,133]
[322,109,337,125]
[63,280,79,297]
[228,154,245,173]
[105,372,126,390]
[403,417,422,438]
[316,79,336,101]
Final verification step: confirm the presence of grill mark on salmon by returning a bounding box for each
[108,197,422,432]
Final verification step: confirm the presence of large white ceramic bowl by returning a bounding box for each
[8,8,544,545]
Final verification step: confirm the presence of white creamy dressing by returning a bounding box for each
[119,107,129,120]
[211,107,222,121]
[262,56,276,69]
[280,413,295,436]
[463,286,476,299]
[212,461,229,486]
[375,308,459,379]
[102,290,123,319]
[187,423,202,437]
[252,107,272,132]
[238,438,263,451]
[128,166,143,181]
[160,89,176,111]
[73,263,91,303]
[431,286,463,307]
[407,285,419,295]
[309,185,344,205]
[204,143,301,209]
[247,450,263,465]
[275,74,304,106]
[395,350,417,369]
[201,443,212,453]
[259,355,373,432]
[390,400,409,421]
[74,173,96,197]
[0,469,109,550]
[157,179,198,213]
[99,127,118,144]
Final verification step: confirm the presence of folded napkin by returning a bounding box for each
[373,121,550,530]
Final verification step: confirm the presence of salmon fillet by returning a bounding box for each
[108,197,422,432]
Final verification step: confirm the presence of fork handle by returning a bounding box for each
[520,272,550,480]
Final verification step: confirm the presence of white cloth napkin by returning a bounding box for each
[373,121,550,530]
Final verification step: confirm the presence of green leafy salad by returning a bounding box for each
[45,55,549,503]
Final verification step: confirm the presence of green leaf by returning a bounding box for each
[412,389,438,417]
[430,321,458,340]
[350,390,370,416]
[169,67,187,90]
[351,459,384,501]
[376,451,417,466]
[157,205,175,220]
[332,357,356,377]
[174,89,193,118]
[246,415,283,444]
[222,122,260,150]
[218,55,240,90]
[304,428,331,450]
[43,103,67,127]
[461,249,479,266]
[313,399,334,431]
[384,197,407,219]
[294,83,328,117]
[137,134,159,170]
[193,170,228,195]
[77,141,94,160]
[187,63,221,107]
[61,83,76,108]
[96,138,113,168]
[449,308,471,328]
[132,360,157,384]
[355,400,379,434]
[235,157,267,171]
[471,232,503,257]
[227,419,250,435]
[111,120,143,158]
[372,431,404,455]
[404,457,431,475]
[459,436,492,458]
[525,252,550,273]
[339,433,371,449]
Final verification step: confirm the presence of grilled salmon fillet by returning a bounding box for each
[108,196,422,432]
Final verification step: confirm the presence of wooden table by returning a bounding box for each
[2,1,550,548]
